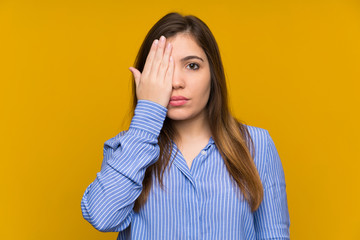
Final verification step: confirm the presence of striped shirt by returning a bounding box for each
[81,100,290,239]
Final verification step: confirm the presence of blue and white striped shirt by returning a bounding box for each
[81,100,290,239]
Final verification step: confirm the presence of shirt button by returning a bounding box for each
[201,150,207,156]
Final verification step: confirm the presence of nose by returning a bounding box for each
[172,65,185,90]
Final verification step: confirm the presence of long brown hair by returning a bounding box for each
[130,12,263,212]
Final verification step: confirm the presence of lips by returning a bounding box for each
[169,96,189,106]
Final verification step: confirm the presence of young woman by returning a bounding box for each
[81,12,290,239]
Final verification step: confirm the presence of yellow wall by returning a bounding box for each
[1,0,359,239]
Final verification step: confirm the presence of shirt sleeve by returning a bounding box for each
[81,100,167,232]
[254,131,290,239]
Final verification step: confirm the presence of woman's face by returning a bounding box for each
[166,33,211,122]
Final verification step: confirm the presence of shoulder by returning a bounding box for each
[243,124,279,184]
[244,125,270,144]
[244,124,272,158]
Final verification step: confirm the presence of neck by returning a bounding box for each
[172,110,212,146]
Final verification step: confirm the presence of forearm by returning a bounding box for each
[81,100,167,232]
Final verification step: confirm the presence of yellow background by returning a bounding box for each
[1,0,359,239]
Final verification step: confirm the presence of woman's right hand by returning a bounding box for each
[129,36,174,108]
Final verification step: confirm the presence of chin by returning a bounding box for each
[166,108,194,121]
[166,107,207,122]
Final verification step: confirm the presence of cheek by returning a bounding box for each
[194,75,211,99]
[187,82,210,114]
[200,84,211,103]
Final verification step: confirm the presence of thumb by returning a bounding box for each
[129,67,141,86]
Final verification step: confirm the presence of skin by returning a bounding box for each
[129,33,212,168]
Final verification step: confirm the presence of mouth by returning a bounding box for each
[169,96,189,107]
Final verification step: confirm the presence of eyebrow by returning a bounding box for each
[180,55,204,62]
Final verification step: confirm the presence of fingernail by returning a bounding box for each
[167,43,171,49]
[160,35,165,42]
[154,39,159,45]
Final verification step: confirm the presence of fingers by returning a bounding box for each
[129,67,141,86]
[164,55,174,87]
[142,39,159,77]
[149,36,167,80]
[157,41,172,83]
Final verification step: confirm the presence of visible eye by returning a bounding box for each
[186,63,199,70]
